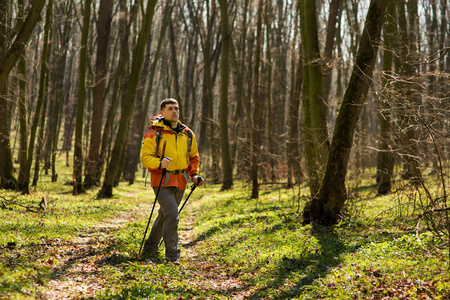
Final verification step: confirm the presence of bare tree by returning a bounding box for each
[300,0,330,197]
[396,0,422,184]
[17,0,29,190]
[218,0,233,191]
[322,0,341,107]
[303,0,388,225]
[250,0,264,199]
[0,0,47,189]
[17,0,53,193]
[32,0,54,188]
[123,1,173,185]
[99,0,159,197]
[376,0,396,195]
[84,0,114,188]
[72,0,92,195]
[286,0,302,188]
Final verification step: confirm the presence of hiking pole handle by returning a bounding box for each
[196,175,205,186]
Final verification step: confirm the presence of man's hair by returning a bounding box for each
[160,98,178,110]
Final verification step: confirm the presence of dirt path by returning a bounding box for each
[39,212,136,299]
[39,202,250,299]
[177,214,252,299]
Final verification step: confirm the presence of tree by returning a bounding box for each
[300,0,330,197]
[122,1,172,185]
[322,0,342,108]
[84,0,113,188]
[32,0,54,187]
[0,0,47,189]
[264,0,276,181]
[286,0,302,188]
[303,0,388,225]
[97,0,139,188]
[376,0,396,195]
[73,0,92,195]
[396,0,422,184]
[187,0,220,183]
[168,18,182,111]
[99,0,158,197]
[0,0,47,83]
[17,0,52,193]
[50,2,74,182]
[218,0,233,191]
[17,0,28,190]
[250,0,264,199]
[0,0,15,189]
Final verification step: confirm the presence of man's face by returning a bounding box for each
[161,103,179,123]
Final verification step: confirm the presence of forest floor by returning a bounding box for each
[37,203,250,299]
[1,176,450,299]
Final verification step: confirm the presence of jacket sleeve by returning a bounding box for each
[141,134,161,171]
[187,133,200,177]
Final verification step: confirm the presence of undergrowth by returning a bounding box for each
[0,175,449,299]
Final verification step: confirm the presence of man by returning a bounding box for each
[141,98,204,265]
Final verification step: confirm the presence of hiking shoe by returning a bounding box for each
[141,251,159,262]
[166,257,180,265]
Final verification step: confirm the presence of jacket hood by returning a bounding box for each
[147,114,185,131]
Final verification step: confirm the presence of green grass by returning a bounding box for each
[1,172,449,299]
[188,184,449,299]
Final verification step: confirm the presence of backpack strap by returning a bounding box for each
[184,128,193,173]
[184,128,192,155]
[154,128,163,158]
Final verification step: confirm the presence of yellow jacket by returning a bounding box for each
[140,115,200,190]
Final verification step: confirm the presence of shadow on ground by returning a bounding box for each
[249,223,362,299]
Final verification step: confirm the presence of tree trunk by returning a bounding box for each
[187,1,220,183]
[184,30,198,127]
[303,0,387,225]
[0,11,17,189]
[230,37,251,179]
[264,0,276,182]
[322,0,341,107]
[272,0,288,139]
[169,18,182,111]
[51,6,73,182]
[0,0,47,83]
[250,0,264,199]
[122,33,152,183]
[397,0,421,184]
[287,1,302,188]
[62,49,76,167]
[376,0,396,195]
[98,0,138,185]
[0,78,15,189]
[300,0,330,197]
[42,41,59,176]
[16,0,52,193]
[84,0,113,188]
[124,1,172,184]
[17,0,28,190]
[218,0,233,191]
[73,0,92,195]
[1,0,47,189]
[32,0,54,187]
[99,0,158,198]
[187,1,215,155]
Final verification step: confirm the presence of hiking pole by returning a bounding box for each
[139,142,168,255]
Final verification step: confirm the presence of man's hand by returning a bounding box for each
[161,157,171,169]
[192,175,204,186]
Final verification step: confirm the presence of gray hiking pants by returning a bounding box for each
[143,187,185,260]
